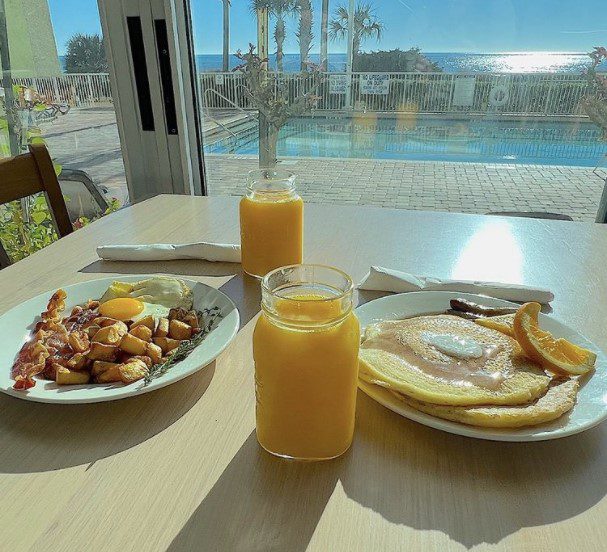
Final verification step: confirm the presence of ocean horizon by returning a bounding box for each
[58,51,607,74]
[193,51,606,74]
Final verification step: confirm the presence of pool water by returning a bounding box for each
[205,116,607,167]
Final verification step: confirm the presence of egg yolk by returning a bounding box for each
[98,298,145,321]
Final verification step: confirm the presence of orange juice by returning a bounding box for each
[253,265,360,460]
[239,169,303,278]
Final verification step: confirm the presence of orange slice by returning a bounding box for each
[513,302,596,376]
[474,314,515,338]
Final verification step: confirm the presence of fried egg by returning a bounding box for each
[100,276,192,310]
[98,297,170,322]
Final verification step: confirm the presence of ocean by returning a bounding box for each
[195,51,607,74]
[58,51,606,74]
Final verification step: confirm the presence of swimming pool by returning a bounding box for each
[205,116,607,167]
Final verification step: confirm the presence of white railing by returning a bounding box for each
[200,72,597,117]
[9,71,600,117]
[11,73,113,107]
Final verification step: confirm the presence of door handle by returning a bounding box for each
[126,16,154,131]
[154,19,178,135]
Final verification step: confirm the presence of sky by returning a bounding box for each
[48,0,606,55]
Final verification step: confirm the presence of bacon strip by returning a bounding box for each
[12,290,69,389]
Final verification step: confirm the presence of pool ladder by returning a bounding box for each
[203,88,257,138]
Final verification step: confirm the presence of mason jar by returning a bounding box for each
[253,264,360,460]
[239,169,303,278]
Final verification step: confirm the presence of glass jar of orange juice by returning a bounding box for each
[239,169,303,278]
[254,265,360,460]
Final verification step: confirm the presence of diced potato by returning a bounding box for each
[96,364,123,383]
[92,322,128,346]
[87,342,118,361]
[131,315,156,331]
[154,317,169,338]
[130,325,152,342]
[66,353,88,370]
[118,352,136,364]
[169,319,192,341]
[120,333,148,356]
[68,332,90,353]
[183,311,200,329]
[129,355,152,368]
[153,337,181,354]
[56,368,91,385]
[91,361,120,377]
[168,308,188,321]
[146,342,163,364]
[94,316,121,327]
[86,324,101,338]
[119,359,149,384]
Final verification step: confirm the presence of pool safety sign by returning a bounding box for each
[329,75,349,94]
[452,77,476,107]
[359,74,390,95]
[215,74,225,86]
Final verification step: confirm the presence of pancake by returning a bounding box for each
[391,378,579,428]
[359,315,551,406]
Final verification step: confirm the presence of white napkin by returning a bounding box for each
[97,242,241,263]
[358,266,554,304]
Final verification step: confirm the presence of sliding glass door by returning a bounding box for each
[1,0,128,213]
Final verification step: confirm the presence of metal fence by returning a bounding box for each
[201,72,595,117]
[11,74,114,107]
[9,71,598,117]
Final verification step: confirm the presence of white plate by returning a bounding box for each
[356,291,607,441]
[0,276,239,404]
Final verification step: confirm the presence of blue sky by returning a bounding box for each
[49,0,605,55]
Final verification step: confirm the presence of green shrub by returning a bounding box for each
[0,196,121,263]
[354,48,441,73]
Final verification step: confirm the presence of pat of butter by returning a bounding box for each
[422,332,483,359]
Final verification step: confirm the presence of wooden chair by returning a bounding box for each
[0,144,72,269]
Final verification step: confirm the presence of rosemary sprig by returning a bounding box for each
[144,306,223,385]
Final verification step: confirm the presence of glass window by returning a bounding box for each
[1,0,128,206]
[0,0,127,261]
[190,1,607,221]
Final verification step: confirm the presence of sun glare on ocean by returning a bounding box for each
[493,52,581,73]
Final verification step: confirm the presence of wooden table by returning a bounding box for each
[1,195,607,552]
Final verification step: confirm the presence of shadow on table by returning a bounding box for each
[167,430,345,552]
[80,262,262,328]
[168,391,607,550]
[0,364,215,473]
[80,259,239,278]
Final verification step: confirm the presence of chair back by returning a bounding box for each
[0,144,72,268]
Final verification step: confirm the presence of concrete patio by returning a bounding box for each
[41,107,606,222]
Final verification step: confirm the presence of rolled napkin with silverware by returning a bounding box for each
[358,265,554,304]
[97,242,241,263]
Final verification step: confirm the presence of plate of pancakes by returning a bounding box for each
[357,291,607,441]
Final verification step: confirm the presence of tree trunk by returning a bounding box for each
[259,120,278,169]
[275,16,285,73]
[320,0,329,70]
[298,0,313,71]
[222,0,230,72]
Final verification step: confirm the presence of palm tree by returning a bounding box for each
[296,0,313,70]
[252,0,296,73]
[320,0,330,70]
[221,0,231,72]
[329,2,383,55]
